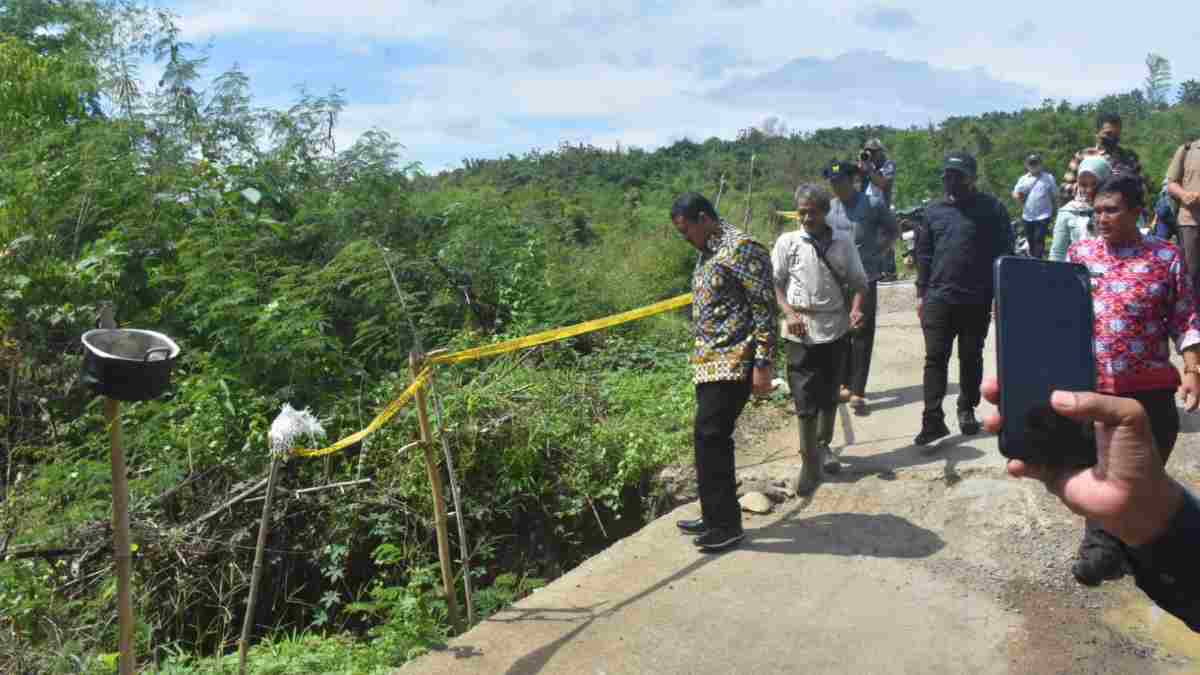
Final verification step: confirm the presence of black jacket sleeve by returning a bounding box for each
[914,213,933,299]
[1127,488,1200,632]
[993,197,1014,257]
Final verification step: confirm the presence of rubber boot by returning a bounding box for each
[795,416,823,496]
[817,407,840,475]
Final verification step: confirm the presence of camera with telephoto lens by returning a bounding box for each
[860,149,872,162]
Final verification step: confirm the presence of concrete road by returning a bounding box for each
[403,283,1200,675]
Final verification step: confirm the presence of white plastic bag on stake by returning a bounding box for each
[268,404,326,457]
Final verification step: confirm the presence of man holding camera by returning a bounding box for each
[859,138,898,281]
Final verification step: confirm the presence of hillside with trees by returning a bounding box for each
[3,3,1200,672]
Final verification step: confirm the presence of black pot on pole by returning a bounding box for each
[81,329,181,402]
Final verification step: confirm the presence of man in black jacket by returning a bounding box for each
[914,152,1013,446]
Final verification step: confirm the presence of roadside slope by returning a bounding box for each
[403,283,1200,675]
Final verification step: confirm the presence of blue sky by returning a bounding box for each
[161,1,1200,172]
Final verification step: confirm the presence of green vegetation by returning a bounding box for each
[3,2,1200,672]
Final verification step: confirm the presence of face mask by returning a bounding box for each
[1100,136,1119,150]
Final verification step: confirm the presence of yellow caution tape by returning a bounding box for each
[430,293,693,366]
[293,367,432,458]
[291,293,692,458]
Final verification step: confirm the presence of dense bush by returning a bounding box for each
[3,2,1200,672]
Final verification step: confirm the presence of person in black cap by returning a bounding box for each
[824,159,898,422]
[1012,153,1058,259]
[913,151,1014,446]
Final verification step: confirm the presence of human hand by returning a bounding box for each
[1179,372,1200,411]
[1185,192,1200,208]
[751,366,775,396]
[849,307,864,330]
[785,312,806,338]
[981,377,1185,546]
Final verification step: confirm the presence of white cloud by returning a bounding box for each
[166,0,1200,170]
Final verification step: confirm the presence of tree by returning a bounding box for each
[757,116,789,138]
[1180,79,1200,106]
[1145,53,1172,109]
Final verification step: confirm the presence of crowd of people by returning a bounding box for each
[669,113,1200,631]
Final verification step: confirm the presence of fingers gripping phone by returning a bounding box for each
[994,257,1097,466]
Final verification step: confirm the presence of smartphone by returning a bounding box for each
[994,256,1097,466]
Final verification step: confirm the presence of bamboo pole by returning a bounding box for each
[238,454,282,675]
[100,306,135,675]
[410,352,461,633]
[428,374,475,626]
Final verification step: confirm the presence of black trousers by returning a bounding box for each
[694,379,752,530]
[1023,217,1052,259]
[842,281,878,397]
[1085,388,1180,547]
[921,300,990,423]
[790,337,848,419]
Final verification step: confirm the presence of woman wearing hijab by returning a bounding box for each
[1049,157,1111,261]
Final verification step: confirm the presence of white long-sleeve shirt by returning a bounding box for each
[771,227,868,345]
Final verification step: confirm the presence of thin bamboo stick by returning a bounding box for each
[410,352,461,633]
[238,455,283,674]
[428,374,475,626]
[100,306,135,675]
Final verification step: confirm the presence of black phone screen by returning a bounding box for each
[994,256,1097,466]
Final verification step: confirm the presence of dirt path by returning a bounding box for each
[403,283,1200,675]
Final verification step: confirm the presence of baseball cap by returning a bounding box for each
[942,151,977,178]
[1025,153,1042,165]
[822,159,860,180]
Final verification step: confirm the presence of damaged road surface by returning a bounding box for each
[403,284,1200,675]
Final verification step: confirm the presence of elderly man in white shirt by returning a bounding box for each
[1013,153,1059,259]
[772,183,868,495]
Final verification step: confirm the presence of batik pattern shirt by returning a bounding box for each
[691,223,778,384]
[1069,236,1200,394]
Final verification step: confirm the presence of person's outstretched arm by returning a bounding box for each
[981,378,1200,631]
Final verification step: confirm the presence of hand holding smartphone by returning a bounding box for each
[994,257,1097,467]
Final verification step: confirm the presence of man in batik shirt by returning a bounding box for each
[1066,174,1200,586]
[671,192,777,552]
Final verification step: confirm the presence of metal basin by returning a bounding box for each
[82,329,181,402]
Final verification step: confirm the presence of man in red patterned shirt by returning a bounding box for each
[1066,174,1200,586]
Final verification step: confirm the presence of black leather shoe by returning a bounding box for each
[676,518,707,535]
[958,409,981,436]
[914,419,951,446]
[1073,535,1127,587]
[693,527,744,552]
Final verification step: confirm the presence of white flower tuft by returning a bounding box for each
[269,404,326,456]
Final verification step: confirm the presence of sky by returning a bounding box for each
[162,1,1200,173]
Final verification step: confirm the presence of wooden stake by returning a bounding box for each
[428,374,475,626]
[238,455,283,675]
[100,305,135,675]
[410,352,461,633]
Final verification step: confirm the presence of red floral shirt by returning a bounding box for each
[1068,236,1200,394]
